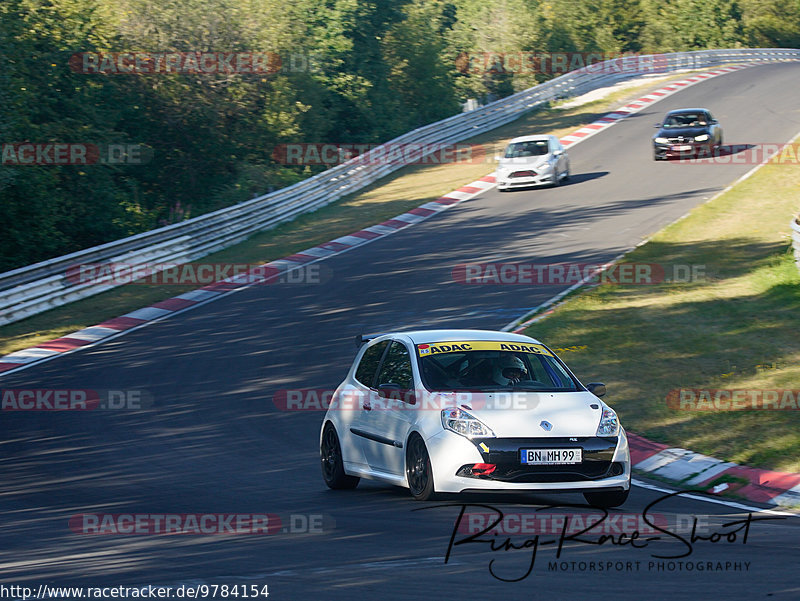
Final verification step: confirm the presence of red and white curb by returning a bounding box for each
[0,175,497,377]
[3,64,767,378]
[558,63,758,148]
[629,433,800,508]
[2,62,798,508]
[0,62,769,375]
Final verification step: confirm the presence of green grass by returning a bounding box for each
[524,143,800,473]
[0,71,707,356]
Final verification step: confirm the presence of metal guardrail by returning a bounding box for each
[792,217,800,274]
[1,48,799,326]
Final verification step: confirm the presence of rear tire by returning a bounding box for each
[321,424,359,490]
[406,435,437,501]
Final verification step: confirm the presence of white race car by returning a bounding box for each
[495,134,570,191]
[320,329,631,507]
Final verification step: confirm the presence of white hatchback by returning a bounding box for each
[320,329,631,507]
[496,134,570,191]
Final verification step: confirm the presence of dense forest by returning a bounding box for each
[1,0,799,271]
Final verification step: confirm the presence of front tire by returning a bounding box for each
[406,435,436,501]
[321,424,359,490]
[584,486,629,508]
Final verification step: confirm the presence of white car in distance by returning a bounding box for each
[496,134,570,191]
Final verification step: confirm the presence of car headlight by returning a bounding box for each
[441,407,495,438]
[596,405,619,436]
[654,137,669,144]
[693,134,710,142]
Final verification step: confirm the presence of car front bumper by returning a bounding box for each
[426,428,631,493]
[653,142,714,158]
[496,171,555,188]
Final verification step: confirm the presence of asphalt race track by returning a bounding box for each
[2,62,800,601]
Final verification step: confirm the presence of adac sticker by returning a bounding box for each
[415,341,552,356]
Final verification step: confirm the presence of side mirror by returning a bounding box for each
[377,383,400,398]
[587,382,606,398]
[654,123,661,128]
[552,149,563,156]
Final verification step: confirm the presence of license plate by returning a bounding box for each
[670,144,692,151]
[521,448,582,465]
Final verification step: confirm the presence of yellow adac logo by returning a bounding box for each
[415,341,552,356]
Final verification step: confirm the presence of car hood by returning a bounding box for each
[461,390,605,437]
[655,126,709,138]
[498,155,551,170]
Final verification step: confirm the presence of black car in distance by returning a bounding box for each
[652,108,723,160]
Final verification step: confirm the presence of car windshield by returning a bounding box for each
[663,113,707,127]
[504,140,550,158]
[416,341,580,392]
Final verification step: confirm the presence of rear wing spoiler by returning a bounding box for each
[355,333,385,348]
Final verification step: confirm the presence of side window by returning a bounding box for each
[354,341,389,388]
[376,341,414,390]
[525,354,573,388]
[525,355,549,383]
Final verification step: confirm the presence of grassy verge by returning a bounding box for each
[524,139,800,473]
[0,71,703,356]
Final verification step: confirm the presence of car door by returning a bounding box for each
[354,340,417,476]
[345,339,390,467]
